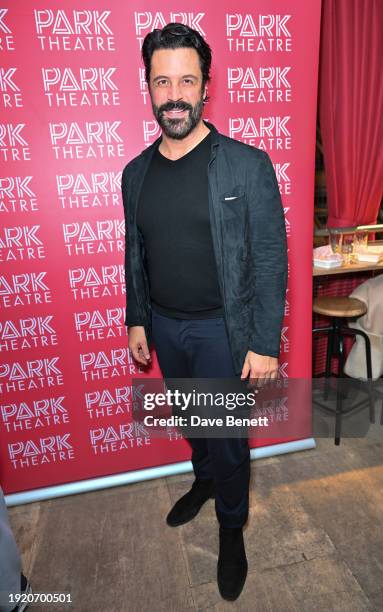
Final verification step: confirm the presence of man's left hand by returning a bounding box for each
[240,351,279,387]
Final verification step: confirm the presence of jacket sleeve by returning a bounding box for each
[121,166,146,328]
[247,150,288,358]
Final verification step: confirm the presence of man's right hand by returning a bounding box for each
[128,326,151,366]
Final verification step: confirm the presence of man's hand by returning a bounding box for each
[241,351,279,388]
[128,326,151,366]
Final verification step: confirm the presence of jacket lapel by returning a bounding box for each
[130,136,162,223]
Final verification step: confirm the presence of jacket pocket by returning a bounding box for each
[220,185,246,202]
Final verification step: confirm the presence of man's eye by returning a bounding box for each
[183,79,193,85]
[157,80,168,86]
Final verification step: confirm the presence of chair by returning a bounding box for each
[312,296,374,445]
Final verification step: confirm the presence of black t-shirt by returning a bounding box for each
[137,131,223,319]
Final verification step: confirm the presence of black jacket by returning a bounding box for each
[121,120,288,375]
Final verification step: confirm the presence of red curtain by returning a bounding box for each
[319,0,383,227]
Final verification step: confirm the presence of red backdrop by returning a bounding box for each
[0,0,321,495]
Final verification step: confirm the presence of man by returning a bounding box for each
[0,487,32,612]
[121,23,288,601]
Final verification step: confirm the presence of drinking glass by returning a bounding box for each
[329,230,343,254]
[353,230,368,253]
[341,233,354,263]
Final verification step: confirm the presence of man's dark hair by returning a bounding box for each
[141,23,212,99]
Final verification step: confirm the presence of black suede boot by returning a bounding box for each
[217,526,248,600]
[166,478,215,527]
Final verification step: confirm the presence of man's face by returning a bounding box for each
[148,47,207,140]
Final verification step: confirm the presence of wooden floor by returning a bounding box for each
[8,416,383,611]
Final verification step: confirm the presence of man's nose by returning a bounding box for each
[168,82,183,101]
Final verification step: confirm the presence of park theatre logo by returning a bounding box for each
[226,13,291,52]
[42,66,119,107]
[0,67,23,108]
[134,12,205,45]
[74,307,126,341]
[1,396,69,433]
[229,116,291,150]
[80,347,140,381]
[62,219,124,256]
[0,315,58,352]
[0,225,45,262]
[89,422,150,455]
[8,433,74,469]
[0,8,16,51]
[227,66,291,103]
[0,271,52,308]
[84,384,142,419]
[0,123,31,161]
[56,170,121,210]
[34,9,115,51]
[49,121,124,160]
[0,356,64,393]
[0,176,38,214]
[68,264,125,300]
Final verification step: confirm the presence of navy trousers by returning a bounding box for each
[151,308,250,528]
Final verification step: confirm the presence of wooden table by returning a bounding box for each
[313,240,383,276]
[313,259,383,276]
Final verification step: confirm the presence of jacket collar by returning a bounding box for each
[203,120,220,160]
[203,119,220,146]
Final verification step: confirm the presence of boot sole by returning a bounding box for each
[166,493,215,527]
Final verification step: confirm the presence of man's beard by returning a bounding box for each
[151,94,205,140]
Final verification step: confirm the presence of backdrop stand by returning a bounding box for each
[5,437,316,507]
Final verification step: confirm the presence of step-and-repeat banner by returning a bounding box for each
[0,1,321,495]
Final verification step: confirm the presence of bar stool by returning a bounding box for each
[312,296,374,445]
